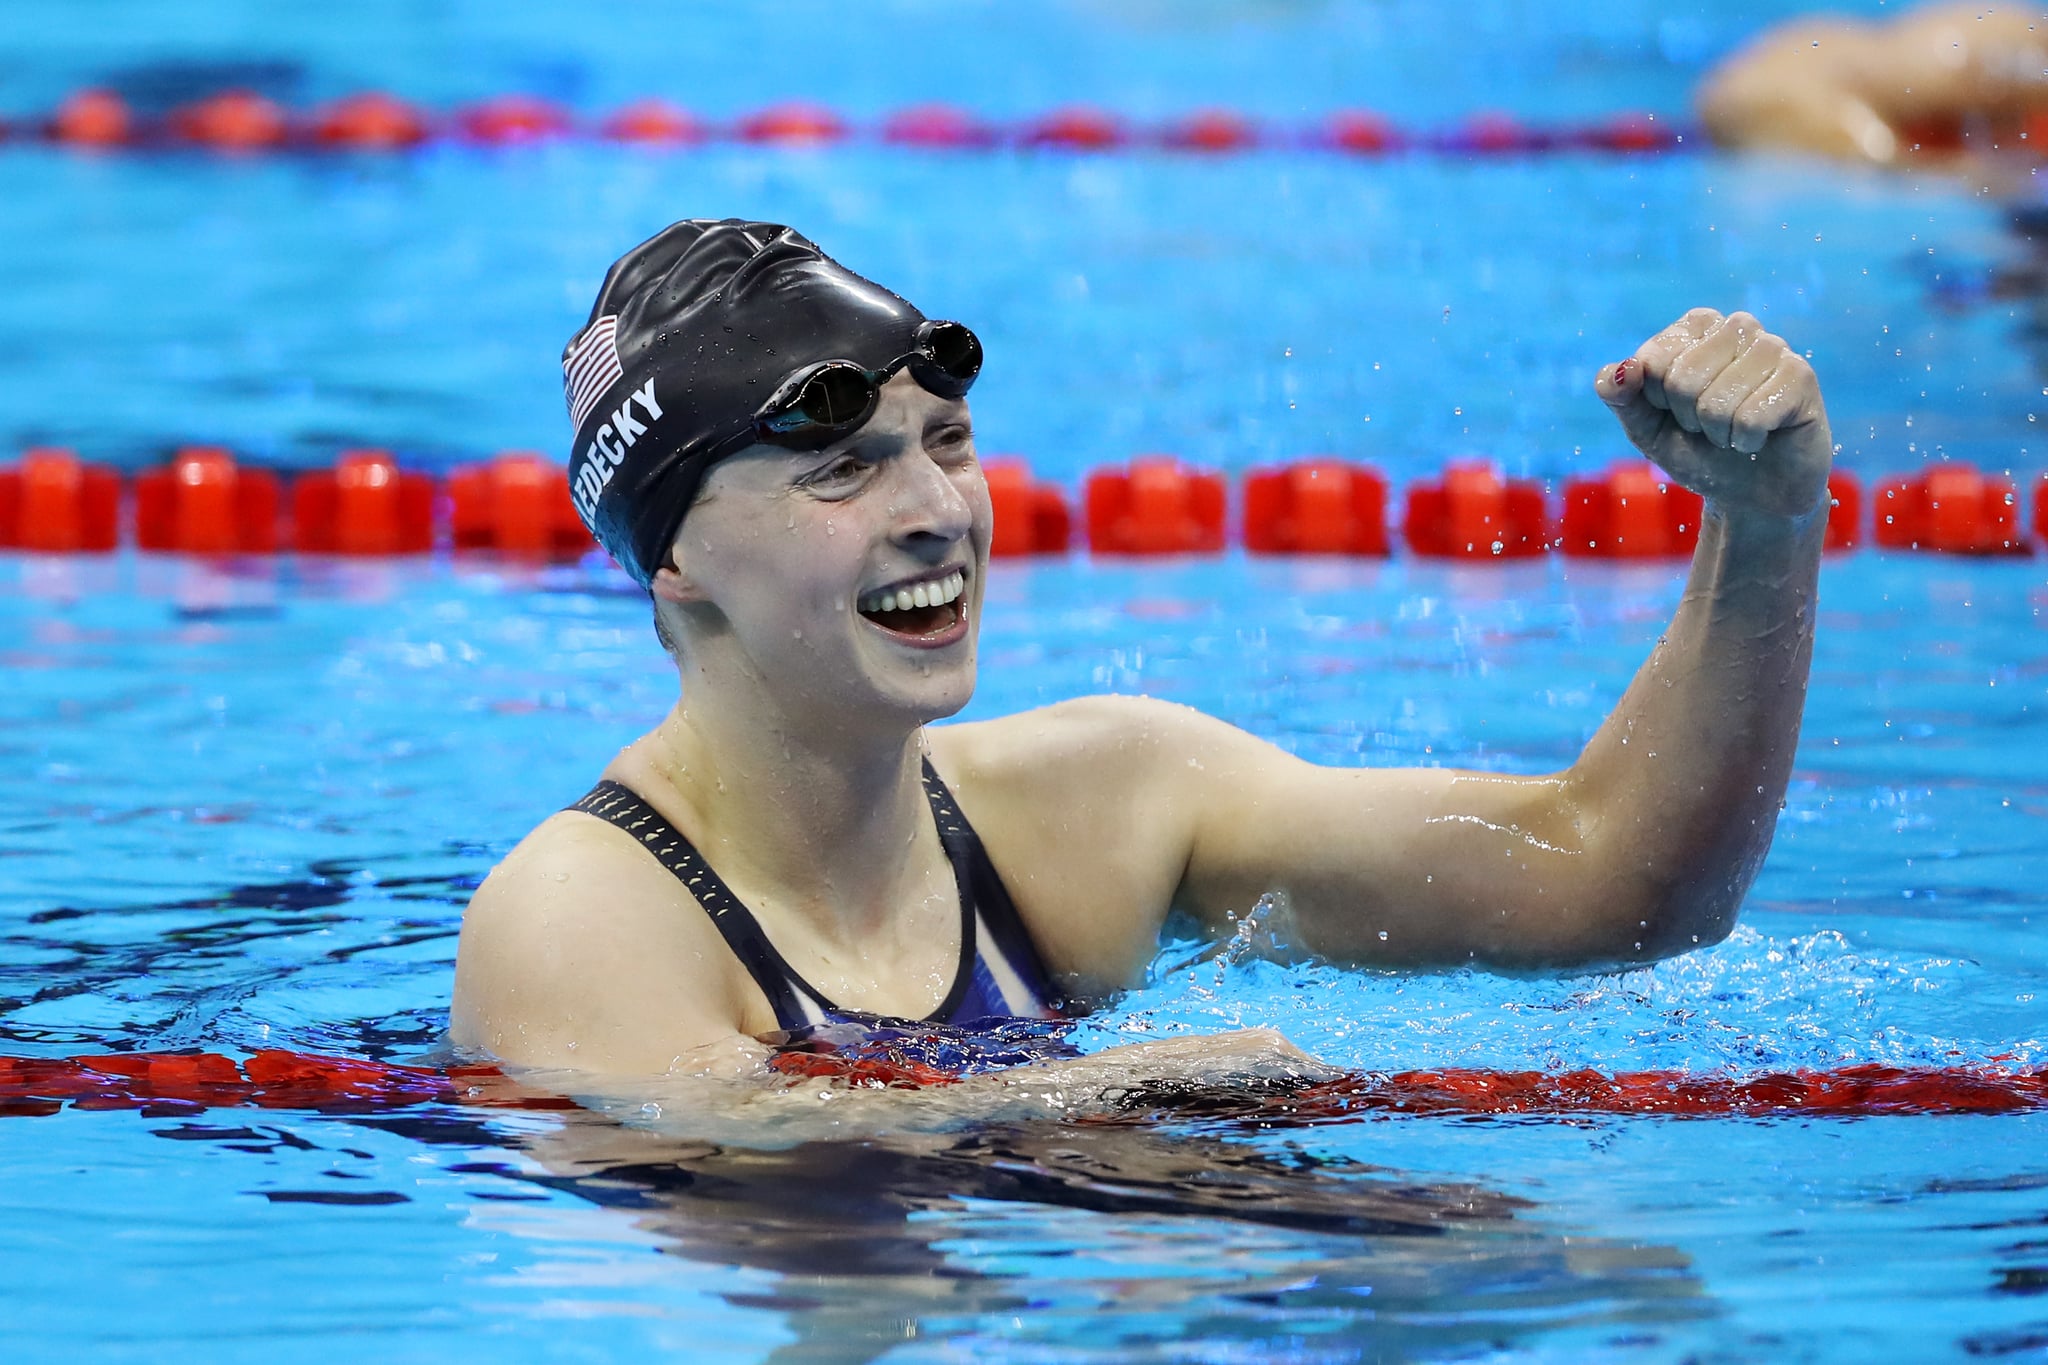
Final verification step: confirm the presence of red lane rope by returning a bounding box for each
[2,1050,2042,1121]
[3,448,2043,561]
[11,89,1691,158]
[0,1051,575,1119]
[1165,1063,2048,1121]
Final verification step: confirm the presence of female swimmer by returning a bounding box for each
[1700,2,2048,165]
[452,220,1834,1078]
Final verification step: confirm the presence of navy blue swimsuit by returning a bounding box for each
[569,760,1064,1031]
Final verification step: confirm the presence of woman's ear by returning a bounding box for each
[650,561,708,606]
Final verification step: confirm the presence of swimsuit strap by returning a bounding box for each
[917,757,1058,1011]
[568,780,821,1029]
[566,775,979,1030]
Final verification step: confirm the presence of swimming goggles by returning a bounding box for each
[747,320,983,450]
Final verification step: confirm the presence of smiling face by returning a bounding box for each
[651,370,991,736]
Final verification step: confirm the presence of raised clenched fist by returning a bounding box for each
[1596,308,1833,521]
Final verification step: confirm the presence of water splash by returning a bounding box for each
[1076,922,2037,1076]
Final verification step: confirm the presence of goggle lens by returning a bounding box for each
[917,321,983,390]
[751,320,982,445]
[793,364,874,427]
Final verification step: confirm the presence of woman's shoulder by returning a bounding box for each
[453,802,768,1063]
[930,692,1212,782]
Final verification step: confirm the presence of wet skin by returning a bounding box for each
[453,307,1833,1082]
[1700,2,2048,166]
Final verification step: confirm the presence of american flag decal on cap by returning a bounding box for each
[562,314,624,431]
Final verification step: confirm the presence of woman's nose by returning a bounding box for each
[888,451,976,546]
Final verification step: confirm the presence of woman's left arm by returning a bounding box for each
[1128,309,1832,970]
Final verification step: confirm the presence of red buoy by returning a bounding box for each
[1560,462,1702,558]
[1325,110,1401,153]
[1873,464,2029,554]
[167,90,288,150]
[310,92,431,149]
[49,88,134,147]
[1085,456,1227,555]
[1823,470,1864,551]
[599,98,705,145]
[1242,459,1390,555]
[1577,112,1676,153]
[134,447,282,554]
[736,102,847,145]
[983,458,1072,557]
[291,450,436,554]
[1160,109,1260,152]
[881,103,997,149]
[1020,106,1127,151]
[1443,112,1547,155]
[2036,473,2048,546]
[0,448,121,552]
[1402,461,1550,558]
[455,96,573,144]
[448,452,593,558]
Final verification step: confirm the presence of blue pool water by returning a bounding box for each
[4,2,2048,1361]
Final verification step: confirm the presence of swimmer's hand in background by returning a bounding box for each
[1596,307,1832,522]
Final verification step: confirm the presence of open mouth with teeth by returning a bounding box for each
[857,569,968,639]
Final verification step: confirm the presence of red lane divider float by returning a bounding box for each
[4,449,2042,561]
[1403,460,1551,558]
[1086,456,1228,554]
[1163,109,1262,153]
[5,1049,2036,1121]
[601,98,706,146]
[10,87,1694,159]
[738,101,849,146]
[1021,106,1130,151]
[455,95,574,145]
[292,449,438,554]
[985,457,1073,557]
[1325,110,1404,154]
[312,91,433,149]
[1875,465,2030,555]
[136,446,282,554]
[49,88,134,147]
[1562,461,1703,558]
[449,451,593,557]
[883,103,1001,150]
[0,448,121,552]
[168,89,290,150]
[1244,459,1391,555]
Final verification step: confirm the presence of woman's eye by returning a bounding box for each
[805,457,871,487]
[932,426,974,462]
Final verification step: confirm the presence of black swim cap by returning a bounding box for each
[562,218,933,587]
